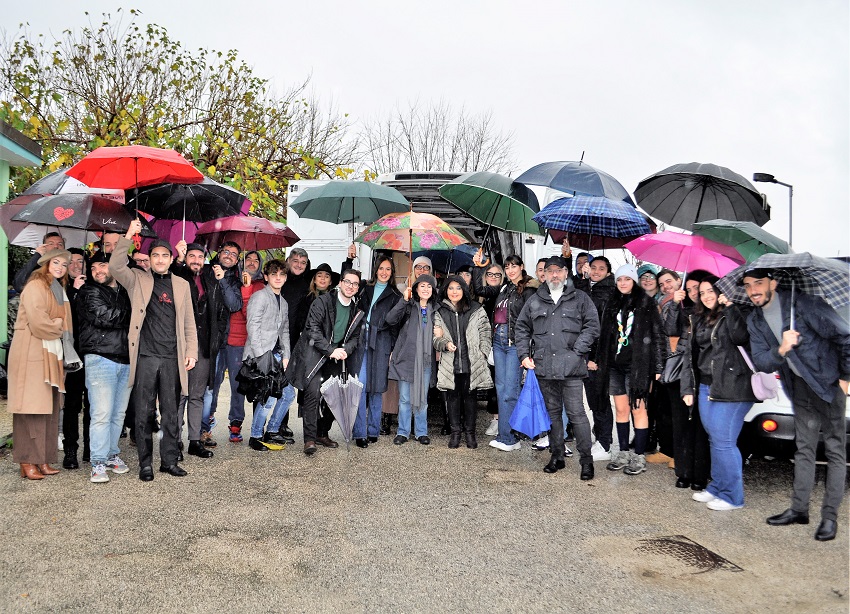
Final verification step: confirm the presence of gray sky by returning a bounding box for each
[5,0,849,256]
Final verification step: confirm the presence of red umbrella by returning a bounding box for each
[194,216,300,251]
[66,145,204,190]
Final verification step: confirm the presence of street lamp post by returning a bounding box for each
[753,173,793,246]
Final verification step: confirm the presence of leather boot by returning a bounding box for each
[465,432,478,449]
[20,464,45,480]
[63,447,80,470]
[448,433,461,449]
[38,464,60,475]
[380,413,392,436]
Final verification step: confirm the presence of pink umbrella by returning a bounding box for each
[194,215,300,251]
[624,231,746,276]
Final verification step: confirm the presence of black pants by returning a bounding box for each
[445,373,477,435]
[668,382,710,483]
[652,382,675,456]
[301,361,339,442]
[134,354,181,468]
[62,367,90,456]
[178,354,209,441]
[539,377,593,464]
[584,369,612,450]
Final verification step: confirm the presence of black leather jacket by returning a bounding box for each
[75,280,131,363]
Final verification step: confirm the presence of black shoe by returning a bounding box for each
[304,442,317,456]
[62,449,79,470]
[691,482,707,491]
[580,463,595,481]
[543,458,566,474]
[815,519,838,541]
[249,437,269,451]
[465,433,478,449]
[159,464,188,477]
[188,440,214,458]
[380,415,392,436]
[448,433,461,449]
[280,426,294,438]
[440,424,451,436]
[177,440,184,451]
[177,450,185,462]
[675,478,691,489]
[139,466,154,482]
[367,436,379,444]
[766,508,810,526]
[393,435,407,445]
[418,436,431,445]
[355,438,369,448]
[263,431,288,445]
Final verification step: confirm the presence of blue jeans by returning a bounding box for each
[493,325,521,445]
[697,384,752,506]
[354,348,384,439]
[251,396,276,438]
[267,384,296,433]
[397,368,431,439]
[207,344,246,424]
[85,354,132,465]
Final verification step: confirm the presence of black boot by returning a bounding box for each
[465,432,478,449]
[380,413,392,436]
[62,447,79,470]
[448,432,461,449]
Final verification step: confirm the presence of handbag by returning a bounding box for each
[62,331,83,373]
[737,346,779,401]
[660,349,685,385]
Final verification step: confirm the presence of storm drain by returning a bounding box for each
[636,535,743,574]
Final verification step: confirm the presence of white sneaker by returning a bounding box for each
[489,440,521,452]
[58,435,64,451]
[591,441,611,462]
[90,463,110,483]
[706,498,743,511]
[692,490,716,503]
[485,419,499,436]
[532,435,550,451]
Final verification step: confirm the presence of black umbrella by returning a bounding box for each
[125,176,249,222]
[635,162,770,230]
[12,193,156,236]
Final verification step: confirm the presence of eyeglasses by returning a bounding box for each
[341,279,360,287]
[414,264,431,271]
[220,249,238,257]
[485,272,503,278]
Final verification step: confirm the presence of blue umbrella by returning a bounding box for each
[509,370,551,440]
[516,161,635,205]
[532,195,651,246]
[412,244,479,273]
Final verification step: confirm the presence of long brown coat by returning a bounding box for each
[7,278,73,414]
[110,237,198,396]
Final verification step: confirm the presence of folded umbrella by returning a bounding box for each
[320,366,364,446]
[509,370,551,440]
[624,231,746,277]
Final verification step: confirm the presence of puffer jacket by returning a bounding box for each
[74,279,131,363]
[433,299,493,392]
[472,268,536,344]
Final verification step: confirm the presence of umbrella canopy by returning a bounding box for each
[438,171,541,235]
[22,168,126,202]
[508,370,551,440]
[0,202,99,248]
[320,371,364,444]
[715,252,850,322]
[355,212,469,252]
[624,231,746,277]
[635,162,769,229]
[692,219,791,263]
[194,215,300,252]
[533,195,651,244]
[289,181,410,225]
[412,244,479,273]
[127,176,250,222]
[515,161,635,205]
[547,212,657,250]
[66,145,204,190]
[11,193,156,236]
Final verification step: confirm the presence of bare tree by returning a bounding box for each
[361,100,515,175]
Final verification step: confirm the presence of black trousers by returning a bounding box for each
[584,369,612,450]
[445,373,477,435]
[652,382,675,456]
[62,367,90,456]
[668,382,710,483]
[134,354,181,468]
[301,361,338,442]
[539,377,593,464]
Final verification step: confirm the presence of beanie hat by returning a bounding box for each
[615,263,639,284]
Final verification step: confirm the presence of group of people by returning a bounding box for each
[7,224,848,541]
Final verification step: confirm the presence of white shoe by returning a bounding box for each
[591,441,611,462]
[532,435,550,451]
[692,490,716,503]
[489,440,521,452]
[706,498,743,511]
[485,419,499,436]
[58,435,64,451]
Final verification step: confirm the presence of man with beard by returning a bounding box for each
[75,251,133,483]
[744,268,850,541]
[515,256,600,478]
[61,247,90,469]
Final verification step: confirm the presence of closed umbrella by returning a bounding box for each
[509,370,551,440]
[320,366,364,446]
[692,219,791,263]
[516,160,635,205]
[624,231,746,277]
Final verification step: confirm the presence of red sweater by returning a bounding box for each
[227,280,265,346]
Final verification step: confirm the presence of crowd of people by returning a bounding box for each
[6,221,848,541]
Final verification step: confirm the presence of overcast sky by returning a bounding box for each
[5,1,848,256]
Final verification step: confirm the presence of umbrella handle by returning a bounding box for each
[474,247,490,267]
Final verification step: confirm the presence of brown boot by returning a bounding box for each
[20,464,45,480]
[38,464,60,475]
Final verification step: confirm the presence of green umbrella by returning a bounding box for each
[692,219,791,263]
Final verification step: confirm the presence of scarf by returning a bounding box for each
[616,310,634,355]
[41,279,69,392]
[411,302,433,408]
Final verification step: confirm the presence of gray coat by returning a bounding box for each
[242,286,290,362]
[433,301,493,392]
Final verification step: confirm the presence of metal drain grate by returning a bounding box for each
[636,535,744,574]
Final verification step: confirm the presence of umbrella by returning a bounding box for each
[66,145,204,190]
[194,215,300,251]
[355,212,469,252]
[624,231,746,277]
[692,219,791,263]
[547,212,658,250]
[515,160,635,205]
[11,193,156,237]
[320,366,364,445]
[438,171,541,235]
[634,162,770,229]
[126,176,250,223]
[22,168,126,202]
[509,370,551,440]
[533,195,652,250]
[0,202,99,248]
[716,252,850,323]
[412,244,479,273]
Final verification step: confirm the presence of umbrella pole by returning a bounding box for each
[790,279,796,330]
[182,192,187,242]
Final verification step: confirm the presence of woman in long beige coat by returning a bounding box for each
[7,248,73,480]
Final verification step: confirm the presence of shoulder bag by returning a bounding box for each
[737,346,779,401]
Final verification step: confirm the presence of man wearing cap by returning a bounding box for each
[515,255,600,478]
[75,250,133,483]
[743,268,850,541]
[111,220,197,481]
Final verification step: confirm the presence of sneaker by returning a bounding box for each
[532,435,550,451]
[58,435,64,451]
[201,431,217,448]
[607,450,631,471]
[484,419,499,436]
[624,453,647,475]
[90,463,109,483]
[208,416,217,430]
[106,455,130,474]
[489,440,521,452]
[591,441,611,462]
[706,498,743,511]
[692,490,717,503]
[564,445,573,458]
[229,425,243,443]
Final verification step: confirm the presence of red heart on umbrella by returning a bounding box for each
[53,207,74,221]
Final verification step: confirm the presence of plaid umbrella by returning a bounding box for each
[716,252,850,323]
[533,195,651,242]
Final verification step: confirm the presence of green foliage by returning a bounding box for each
[7,244,31,282]
[0,9,359,220]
